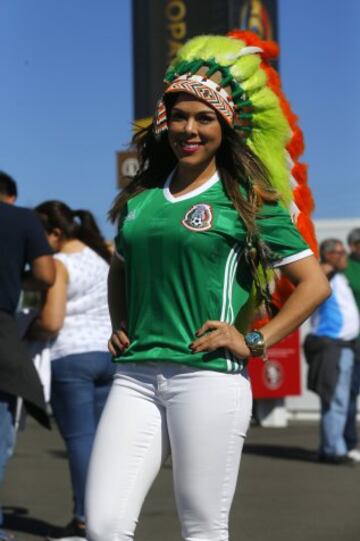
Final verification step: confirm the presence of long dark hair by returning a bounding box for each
[35,200,111,264]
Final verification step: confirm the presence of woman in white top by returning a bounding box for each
[31,201,114,541]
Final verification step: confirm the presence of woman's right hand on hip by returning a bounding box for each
[108,328,130,356]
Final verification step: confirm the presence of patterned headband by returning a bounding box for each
[153,74,235,138]
[152,45,265,140]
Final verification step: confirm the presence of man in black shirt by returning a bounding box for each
[0,171,55,541]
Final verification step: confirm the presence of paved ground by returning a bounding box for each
[1,418,359,541]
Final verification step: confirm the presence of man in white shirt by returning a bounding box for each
[306,238,360,465]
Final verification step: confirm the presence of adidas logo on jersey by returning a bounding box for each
[124,210,136,222]
[182,204,213,232]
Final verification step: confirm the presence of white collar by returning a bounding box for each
[163,169,220,203]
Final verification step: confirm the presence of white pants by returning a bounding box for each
[85,362,252,541]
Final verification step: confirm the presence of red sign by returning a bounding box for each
[247,329,301,398]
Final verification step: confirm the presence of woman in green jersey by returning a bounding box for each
[86,32,330,541]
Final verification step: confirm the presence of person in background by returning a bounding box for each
[305,238,360,465]
[0,171,55,541]
[30,201,115,541]
[343,228,360,461]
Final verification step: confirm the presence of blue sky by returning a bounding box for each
[1,0,359,238]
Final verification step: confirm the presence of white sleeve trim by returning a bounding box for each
[272,248,313,268]
[114,250,125,262]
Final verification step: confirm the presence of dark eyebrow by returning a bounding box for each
[171,107,217,116]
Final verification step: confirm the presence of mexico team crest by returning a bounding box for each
[181,204,213,232]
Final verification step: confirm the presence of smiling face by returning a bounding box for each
[167,93,223,172]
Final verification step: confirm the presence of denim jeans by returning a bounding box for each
[51,351,115,523]
[344,358,360,451]
[320,347,354,456]
[0,392,16,528]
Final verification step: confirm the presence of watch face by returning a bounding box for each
[246,331,262,346]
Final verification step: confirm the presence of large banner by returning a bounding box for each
[133,0,278,120]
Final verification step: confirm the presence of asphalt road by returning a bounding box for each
[1,418,359,541]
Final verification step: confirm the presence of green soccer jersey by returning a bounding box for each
[114,171,311,373]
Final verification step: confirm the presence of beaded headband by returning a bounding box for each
[154,74,235,136]
[153,46,264,139]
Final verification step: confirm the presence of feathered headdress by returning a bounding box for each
[153,31,317,312]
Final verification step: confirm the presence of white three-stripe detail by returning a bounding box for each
[220,243,242,371]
